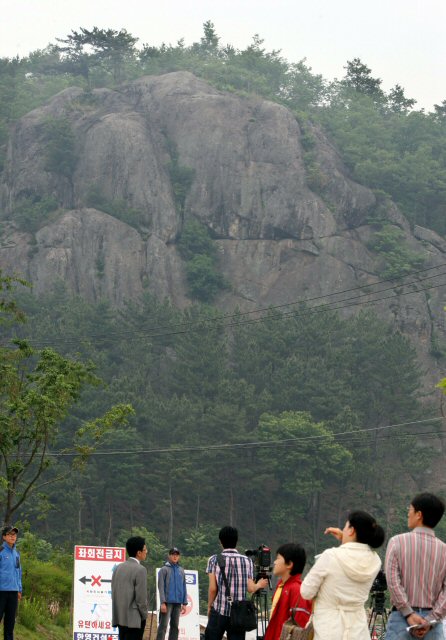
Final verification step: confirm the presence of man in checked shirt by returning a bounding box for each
[385,493,446,639]
[205,526,268,640]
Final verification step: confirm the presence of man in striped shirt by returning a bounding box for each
[385,493,446,639]
[205,526,268,640]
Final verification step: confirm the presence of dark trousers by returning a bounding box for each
[156,603,182,640]
[118,619,146,640]
[205,608,246,640]
[0,591,18,640]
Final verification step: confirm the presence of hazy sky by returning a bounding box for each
[2,0,445,110]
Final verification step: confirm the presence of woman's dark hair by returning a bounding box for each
[348,511,385,549]
[411,493,445,528]
[219,526,238,549]
[276,543,306,575]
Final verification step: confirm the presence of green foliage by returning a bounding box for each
[0,276,134,522]
[13,195,59,232]
[11,285,427,553]
[18,531,54,561]
[165,140,195,213]
[18,597,47,630]
[304,151,329,194]
[342,58,384,101]
[22,559,72,606]
[57,27,138,84]
[177,218,216,261]
[43,117,78,179]
[177,219,227,301]
[185,254,227,301]
[84,184,144,229]
[15,532,73,633]
[367,225,425,279]
[180,524,220,555]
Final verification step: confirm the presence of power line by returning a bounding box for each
[17,264,446,348]
[46,416,443,457]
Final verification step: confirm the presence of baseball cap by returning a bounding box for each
[169,547,180,554]
[1,525,19,536]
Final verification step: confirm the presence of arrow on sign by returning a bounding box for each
[79,575,112,586]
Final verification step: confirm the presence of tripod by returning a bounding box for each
[252,588,270,640]
[368,591,388,640]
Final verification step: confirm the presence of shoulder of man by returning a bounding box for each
[386,532,411,546]
[206,553,218,572]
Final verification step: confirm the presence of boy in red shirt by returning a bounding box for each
[264,543,312,640]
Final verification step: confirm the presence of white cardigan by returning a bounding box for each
[300,542,381,640]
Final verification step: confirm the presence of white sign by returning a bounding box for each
[156,569,200,640]
[73,545,126,640]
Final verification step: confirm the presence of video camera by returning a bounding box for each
[245,544,272,587]
[369,570,387,614]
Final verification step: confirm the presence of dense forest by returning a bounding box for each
[1,270,444,555]
[1,22,446,564]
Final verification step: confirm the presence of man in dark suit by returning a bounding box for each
[112,536,148,640]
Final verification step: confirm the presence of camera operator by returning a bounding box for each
[205,526,268,640]
[264,543,311,640]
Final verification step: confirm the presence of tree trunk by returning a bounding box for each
[106,502,112,546]
[168,482,173,548]
[195,494,200,529]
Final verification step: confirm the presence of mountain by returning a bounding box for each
[1,71,445,384]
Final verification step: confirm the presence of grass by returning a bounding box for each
[13,622,71,640]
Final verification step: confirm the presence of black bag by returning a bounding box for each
[217,554,257,632]
[230,600,257,632]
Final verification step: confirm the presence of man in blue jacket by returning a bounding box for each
[0,525,22,640]
[156,547,188,640]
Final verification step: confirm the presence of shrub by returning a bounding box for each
[13,195,59,232]
[85,184,144,229]
[165,139,195,213]
[22,558,72,606]
[17,597,47,630]
[43,116,78,178]
[368,225,425,279]
[54,606,71,627]
[177,219,228,301]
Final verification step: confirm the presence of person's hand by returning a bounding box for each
[181,605,187,615]
[324,527,342,541]
[256,578,269,591]
[406,613,430,638]
[160,603,167,614]
[18,593,22,601]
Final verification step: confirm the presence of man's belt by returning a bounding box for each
[391,606,432,612]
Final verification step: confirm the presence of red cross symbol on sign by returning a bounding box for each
[91,575,101,586]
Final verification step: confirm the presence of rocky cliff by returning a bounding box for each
[1,71,445,384]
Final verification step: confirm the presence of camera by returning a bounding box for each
[371,570,387,594]
[245,544,272,584]
[369,570,387,614]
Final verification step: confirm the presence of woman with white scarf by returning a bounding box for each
[300,511,385,640]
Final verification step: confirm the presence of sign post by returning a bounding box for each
[73,545,126,640]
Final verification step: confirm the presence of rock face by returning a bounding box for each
[1,71,446,386]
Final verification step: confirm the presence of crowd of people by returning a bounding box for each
[1,491,445,640]
[109,491,446,640]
